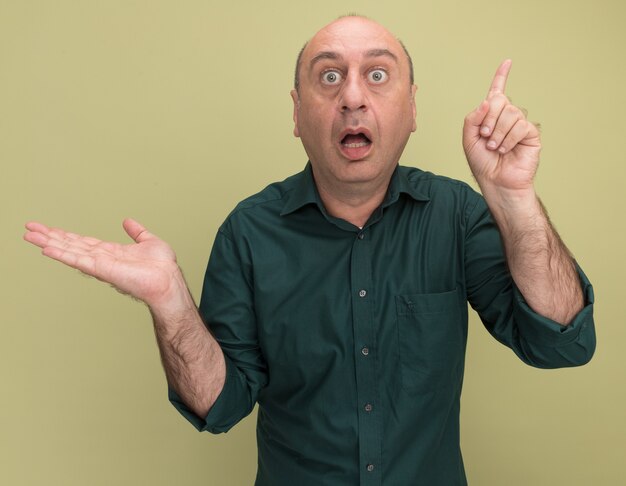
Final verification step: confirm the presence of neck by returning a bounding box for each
[314,172,392,228]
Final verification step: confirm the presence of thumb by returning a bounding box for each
[122,218,156,243]
[463,100,489,139]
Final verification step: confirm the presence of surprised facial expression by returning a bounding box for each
[291,17,417,189]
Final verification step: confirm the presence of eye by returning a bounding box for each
[321,70,342,85]
[368,69,388,84]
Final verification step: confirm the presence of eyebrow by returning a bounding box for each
[309,51,342,69]
[309,48,398,70]
[364,48,398,62]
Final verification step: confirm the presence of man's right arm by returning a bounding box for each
[24,218,225,418]
[148,271,225,418]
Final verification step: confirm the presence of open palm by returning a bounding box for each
[24,218,180,307]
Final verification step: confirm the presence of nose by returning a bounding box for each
[339,74,368,113]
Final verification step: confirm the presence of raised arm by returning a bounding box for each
[462,60,583,325]
[24,219,225,417]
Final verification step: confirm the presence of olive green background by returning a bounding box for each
[2,0,624,484]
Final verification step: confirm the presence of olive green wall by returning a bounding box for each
[2,1,624,484]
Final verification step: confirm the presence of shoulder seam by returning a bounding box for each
[406,171,473,190]
[229,187,294,216]
[217,227,234,242]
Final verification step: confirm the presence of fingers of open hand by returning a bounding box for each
[42,246,97,275]
[24,222,111,275]
[43,226,103,252]
[25,222,98,247]
[23,229,49,249]
[43,233,99,256]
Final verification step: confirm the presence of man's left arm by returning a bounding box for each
[463,60,584,325]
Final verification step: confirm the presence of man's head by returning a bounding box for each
[291,16,417,191]
[294,22,415,92]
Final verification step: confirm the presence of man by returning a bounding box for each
[25,15,595,485]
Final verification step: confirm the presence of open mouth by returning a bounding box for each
[339,131,373,160]
[341,132,371,148]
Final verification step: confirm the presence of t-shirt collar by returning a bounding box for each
[280,162,429,217]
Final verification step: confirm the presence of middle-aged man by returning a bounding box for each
[25,15,595,486]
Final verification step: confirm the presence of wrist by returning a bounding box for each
[147,266,197,323]
[479,185,544,234]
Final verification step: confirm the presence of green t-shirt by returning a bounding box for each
[170,163,595,486]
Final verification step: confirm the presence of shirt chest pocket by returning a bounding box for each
[396,289,465,394]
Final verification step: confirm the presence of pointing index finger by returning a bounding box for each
[487,59,512,97]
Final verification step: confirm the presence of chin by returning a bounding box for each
[333,160,389,184]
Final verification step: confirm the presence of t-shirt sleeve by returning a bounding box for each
[168,225,268,433]
[464,195,596,368]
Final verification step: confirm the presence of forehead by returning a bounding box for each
[303,18,403,67]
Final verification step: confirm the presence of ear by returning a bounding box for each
[290,89,301,138]
[410,84,418,132]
